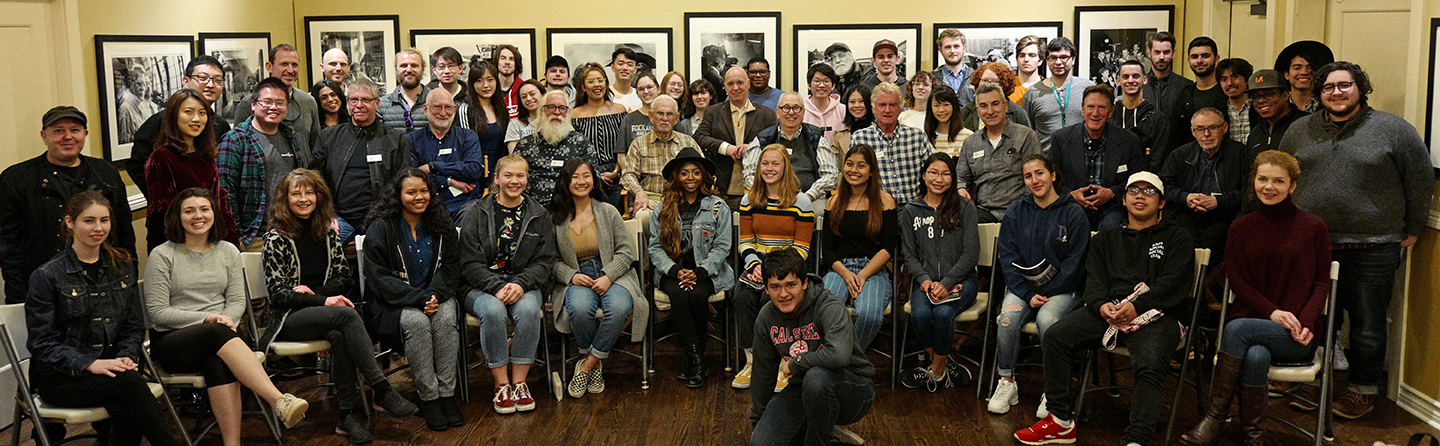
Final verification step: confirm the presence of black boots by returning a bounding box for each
[1239,384,1269,446]
[1181,352,1244,445]
[679,340,709,389]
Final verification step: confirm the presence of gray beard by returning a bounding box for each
[536,118,574,145]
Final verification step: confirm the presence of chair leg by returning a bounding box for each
[1075,351,1095,422]
[1164,347,1194,446]
[159,386,195,446]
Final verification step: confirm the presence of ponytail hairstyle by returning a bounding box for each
[63,190,133,270]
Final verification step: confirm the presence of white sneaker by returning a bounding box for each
[988,379,1019,414]
[1035,394,1049,419]
[1333,345,1349,371]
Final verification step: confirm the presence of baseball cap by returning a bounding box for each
[42,106,87,129]
[872,39,899,56]
[1246,69,1289,92]
[824,43,851,56]
[1125,172,1165,196]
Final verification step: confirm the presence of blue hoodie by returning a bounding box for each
[997,192,1091,301]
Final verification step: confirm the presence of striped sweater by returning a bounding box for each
[738,193,815,288]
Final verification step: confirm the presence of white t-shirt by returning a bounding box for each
[611,87,643,111]
[505,120,536,143]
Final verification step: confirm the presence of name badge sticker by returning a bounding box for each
[786,147,793,155]
[438,148,453,156]
[366,154,382,163]
[875,150,886,159]
[1116,164,1128,174]
[550,159,564,167]
[972,151,984,159]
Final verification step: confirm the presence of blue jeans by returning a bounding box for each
[564,258,634,359]
[908,277,977,356]
[995,290,1080,377]
[751,367,874,446]
[1219,318,1313,386]
[823,258,892,350]
[464,277,544,369]
[1332,243,1403,394]
[336,217,357,245]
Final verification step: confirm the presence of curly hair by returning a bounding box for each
[267,168,336,240]
[364,168,454,233]
[903,71,937,109]
[1310,61,1372,108]
[971,62,1018,99]
[658,161,720,261]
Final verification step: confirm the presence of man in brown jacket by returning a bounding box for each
[694,66,777,200]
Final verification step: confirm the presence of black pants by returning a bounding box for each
[276,305,386,411]
[151,323,241,386]
[751,367,874,445]
[1041,308,1182,444]
[35,370,180,446]
[734,284,762,349]
[659,275,715,345]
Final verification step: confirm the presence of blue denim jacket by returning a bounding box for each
[647,195,734,291]
[25,247,144,378]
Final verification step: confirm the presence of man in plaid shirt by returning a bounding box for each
[621,95,694,213]
[218,77,308,250]
[848,82,934,204]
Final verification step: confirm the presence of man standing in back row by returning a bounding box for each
[695,66,778,202]
[129,55,234,198]
[1022,37,1093,152]
[234,44,322,160]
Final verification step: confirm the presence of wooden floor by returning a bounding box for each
[11,343,1438,446]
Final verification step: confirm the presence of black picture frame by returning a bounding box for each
[409,28,538,85]
[792,23,922,97]
[1426,17,1440,176]
[1074,5,1175,85]
[685,12,782,91]
[303,14,401,94]
[197,32,271,122]
[930,22,1063,77]
[93,34,195,163]
[545,27,674,83]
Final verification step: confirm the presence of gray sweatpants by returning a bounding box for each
[400,299,460,401]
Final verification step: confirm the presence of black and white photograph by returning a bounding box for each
[1425,18,1440,172]
[547,28,672,84]
[304,15,400,95]
[1075,5,1174,85]
[94,34,193,162]
[686,12,781,94]
[793,24,921,98]
[199,32,270,120]
[411,28,536,86]
[932,22,1061,76]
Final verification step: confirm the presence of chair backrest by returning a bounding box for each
[240,251,267,341]
[977,223,1001,268]
[0,303,31,387]
[623,216,644,258]
[356,234,366,299]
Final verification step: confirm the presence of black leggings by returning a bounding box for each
[35,370,180,446]
[151,323,241,386]
[275,305,386,411]
[659,275,715,345]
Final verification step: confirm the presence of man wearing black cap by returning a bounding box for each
[1275,41,1333,114]
[859,39,906,91]
[1244,69,1307,155]
[824,43,873,100]
[543,55,576,105]
[128,55,233,198]
[0,106,137,304]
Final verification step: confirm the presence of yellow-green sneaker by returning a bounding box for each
[731,362,752,389]
[774,369,789,393]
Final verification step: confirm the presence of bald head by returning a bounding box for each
[322,48,350,84]
[424,88,456,132]
[724,66,749,105]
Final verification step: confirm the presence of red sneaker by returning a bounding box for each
[1014,415,1076,445]
[492,385,516,414]
[512,382,537,412]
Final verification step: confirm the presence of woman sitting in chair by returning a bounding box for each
[145,187,309,445]
[897,153,979,392]
[549,158,643,399]
[1181,150,1331,446]
[259,169,418,445]
[457,154,556,414]
[361,170,463,431]
[25,191,180,446]
[822,144,898,351]
[648,147,734,389]
[732,144,815,392]
[988,154,1090,415]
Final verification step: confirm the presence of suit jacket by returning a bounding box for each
[692,101,777,192]
[1050,124,1149,200]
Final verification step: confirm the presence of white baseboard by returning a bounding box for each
[1398,383,1440,431]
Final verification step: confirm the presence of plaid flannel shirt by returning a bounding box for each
[848,124,935,203]
[621,130,695,199]
[217,120,302,244]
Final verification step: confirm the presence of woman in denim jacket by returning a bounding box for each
[25,191,179,446]
[648,147,734,389]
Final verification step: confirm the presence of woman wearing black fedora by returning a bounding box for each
[647,147,734,388]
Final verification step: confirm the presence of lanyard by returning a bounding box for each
[1054,79,1072,127]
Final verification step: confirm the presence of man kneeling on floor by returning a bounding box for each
[750,248,875,445]
[1014,172,1195,446]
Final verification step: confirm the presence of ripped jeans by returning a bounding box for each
[994,290,1080,377]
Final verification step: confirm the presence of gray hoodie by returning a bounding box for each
[899,198,980,290]
[750,275,874,424]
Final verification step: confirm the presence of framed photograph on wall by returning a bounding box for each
[1075,5,1174,86]
[793,23,921,98]
[304,15,400,95]
[932,22,1061,79]
[685,12,781,94]
[410,28,536,87]
[546,27,672,86]
[198,32,271,121]
[1424,18,1440,174]
[93,34,194,162]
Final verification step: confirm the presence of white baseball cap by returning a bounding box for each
[1125,172,1165,196]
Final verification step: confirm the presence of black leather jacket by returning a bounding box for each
[24,247,144,381]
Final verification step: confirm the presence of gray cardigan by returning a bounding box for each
[144,241,246,331]
[549,199,647,342]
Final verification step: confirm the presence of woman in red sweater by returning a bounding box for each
[144,89,238,250]
[1181,150,1331,446]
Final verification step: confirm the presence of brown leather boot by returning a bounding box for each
[1180,352,1244,445]
[1239,384,1269,446]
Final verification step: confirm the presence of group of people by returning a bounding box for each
[0,27,1429,446]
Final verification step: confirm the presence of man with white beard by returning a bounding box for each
[513,90,600,206]
[379,48,432,132]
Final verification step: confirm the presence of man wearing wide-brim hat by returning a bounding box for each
[1273,40,1333,114]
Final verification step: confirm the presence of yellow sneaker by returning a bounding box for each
[731,362,752,389]
[774,369,789,393]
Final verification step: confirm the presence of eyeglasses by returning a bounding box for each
[810,78,833,86]
[653,111,678,118]
[1321,81,1356,94]
[254,99,286,109]
[187,74,224,86]
[1047,55,1073,62]
[637,84,658,92]
[748,69,770,75]
[1250,89,1285,100]
[776,105,804,114]
[544,104,570,112]
[428,104,456,112]
[1126,186,1159,197]
[433,63,460,72]
[1191,124,1225,135]
[348,97,378,105]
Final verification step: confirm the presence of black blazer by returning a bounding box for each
[1050,124,1149,199]
[692,101,777,190]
